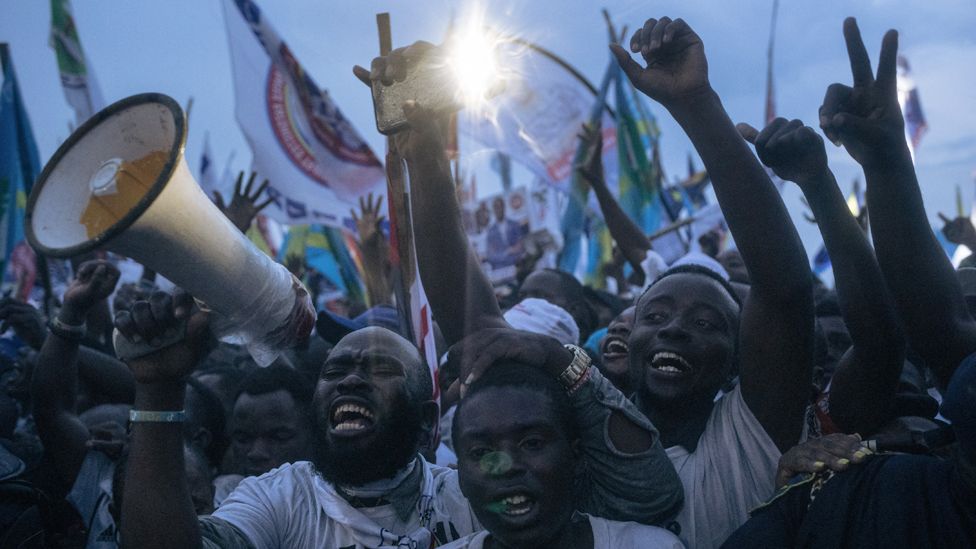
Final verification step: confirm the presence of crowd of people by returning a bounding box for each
[1,14,974,549]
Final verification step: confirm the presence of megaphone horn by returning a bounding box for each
[26,93,314,364]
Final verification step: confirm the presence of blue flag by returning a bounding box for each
[0,44,41,286]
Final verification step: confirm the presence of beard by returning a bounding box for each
[311,393,425,487]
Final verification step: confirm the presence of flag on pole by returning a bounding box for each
[222,0,386,229]
[556,55,616,274]
[0,45,41,298]
[897,55,928,156]
[614,61,664,235]
[49,0,104,125]
[278,225,365,304]
[762,0,786,193]
[459,39,617,190]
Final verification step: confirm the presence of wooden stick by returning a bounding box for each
[647,216,695,242]
[377,13,392,55]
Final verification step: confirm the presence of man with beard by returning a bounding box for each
[116,292,681,548]
[609,16,815,548]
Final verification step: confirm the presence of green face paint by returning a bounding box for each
[484,500,508,515]
[480,451,513,476]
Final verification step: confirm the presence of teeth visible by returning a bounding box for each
[651,352,691,372]
[499,494,533,516]
[332,403,375,422]
[606,340,628,354]
[335,420,369,431]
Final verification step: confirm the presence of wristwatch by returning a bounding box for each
[559,344,592,389]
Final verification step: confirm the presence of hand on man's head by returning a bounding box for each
[446,327,574,398]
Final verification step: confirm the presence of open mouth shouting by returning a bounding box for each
[330,399,376,435]
[601,336,629,360]
[647,351,693,377]
[487,491,538,521]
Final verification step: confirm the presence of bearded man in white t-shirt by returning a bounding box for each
[115,292,682,548]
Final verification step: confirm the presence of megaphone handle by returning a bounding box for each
[112,320,188,362]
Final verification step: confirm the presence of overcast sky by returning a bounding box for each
[2,0,974,265]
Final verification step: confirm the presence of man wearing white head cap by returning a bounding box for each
[503,297,581,345]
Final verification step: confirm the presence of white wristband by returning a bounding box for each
[129,410,186,423]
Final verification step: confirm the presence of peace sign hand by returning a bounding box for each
[819,18,906,169]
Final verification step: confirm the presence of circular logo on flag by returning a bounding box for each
[266,50,380,187]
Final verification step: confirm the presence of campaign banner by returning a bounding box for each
[222,0,386,228]
[459,40,618,190]
[463,186,557,284]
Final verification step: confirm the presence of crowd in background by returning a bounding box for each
[1,14,974,549]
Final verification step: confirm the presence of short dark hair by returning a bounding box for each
[235,363,314,418]
[637,263,743,311]
[540,268,597,336]
[452,362,576,443]
[185,376,227,466]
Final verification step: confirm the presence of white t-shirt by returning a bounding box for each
[440,514,684,548]
[209,459,478,548]
[66,451,119,548]
[665,386,781,549]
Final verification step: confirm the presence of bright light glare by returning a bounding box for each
[447,12,503,108]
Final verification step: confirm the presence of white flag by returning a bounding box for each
[459,41,618,189]
[222,0,385,229]
[49,0,105,125]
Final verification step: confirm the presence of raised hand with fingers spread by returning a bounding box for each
[351,192,386,246]
[819,18,905,168]
[350,192,392,306]
[214,171,274,233]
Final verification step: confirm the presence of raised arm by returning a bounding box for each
[577,123,653,272]
[740,119,904,435]
[116,292,210,549]
[353,45,506,346]
[76,345,136,404]
[350,192,394,306]
[820,18,976,388]
[612,17,813,451]
[213,171,273,234]
[31,260,121,491]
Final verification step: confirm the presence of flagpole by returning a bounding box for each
[764,0,779,125]
[376,13,417,342]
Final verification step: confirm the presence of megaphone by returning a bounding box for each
[26,93,314,364]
